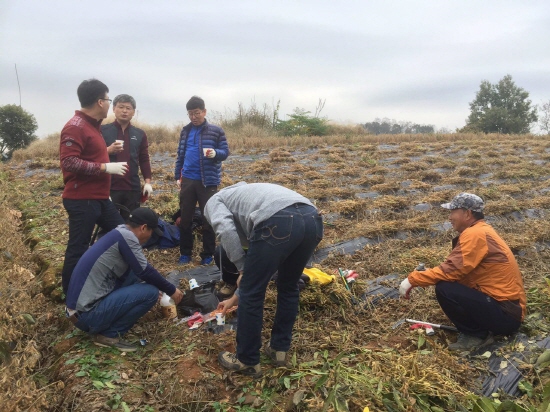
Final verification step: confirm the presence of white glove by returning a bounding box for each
[143,183,153,196]
[399,278,413,299]
[206,149,216,158]
[105,162,128,175]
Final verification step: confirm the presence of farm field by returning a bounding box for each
[1,132,550,411]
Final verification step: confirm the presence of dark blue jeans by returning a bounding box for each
[75,280,158,338]
[236,203,323,365]
[62,199,124,294]
[435,281,521,338]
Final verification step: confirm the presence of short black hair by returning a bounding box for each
[77,79,109,108]
[113,94,136,109]
[186,96,205,111]
[472,211,485,220]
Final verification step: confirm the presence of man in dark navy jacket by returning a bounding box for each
[174,96,229,265]
[102,94,152,220]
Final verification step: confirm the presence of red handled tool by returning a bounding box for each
[409,323,435,336]
[406,319,458,332]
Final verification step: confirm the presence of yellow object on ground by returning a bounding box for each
[302,267,334,285]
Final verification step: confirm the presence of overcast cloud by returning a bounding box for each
[1,0,549,136]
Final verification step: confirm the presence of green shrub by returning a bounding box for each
[275,108,329,136]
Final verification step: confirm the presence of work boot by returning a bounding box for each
[218,282,237,298]
[93,335,138,352]
[218,351,261,377]
[448,332,494,351]
[264,344,288,367]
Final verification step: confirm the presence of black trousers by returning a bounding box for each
[179,178,216,258]
[435,281,521,338]
[61,198,124,294]
[110,190,141,221]
[214,245,241,285]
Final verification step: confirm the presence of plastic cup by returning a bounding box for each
[189,278,199,289]
[161,305,177,319]
[115,139,124,148]
[160,293,177,319]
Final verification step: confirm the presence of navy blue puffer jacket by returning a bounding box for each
[174,120,229,186]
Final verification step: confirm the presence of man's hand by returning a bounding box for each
[399,278,413,299]
[143,183,153,196]
[107,141,124,154]
[176,178,181,189]
[171,288,184,305]
[205,149,216,158]
[217,294,239,315]
[105,162,128,175]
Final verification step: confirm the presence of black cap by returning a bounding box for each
[128,207,163,236]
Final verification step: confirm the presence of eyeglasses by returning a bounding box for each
[188,110,204,118]
[99,98,112,103]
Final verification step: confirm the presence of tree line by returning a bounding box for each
[363,119,435,135]
[1,75,550,160]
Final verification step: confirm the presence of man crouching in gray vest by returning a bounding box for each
[205,182,323,377]
[65,207,183,352]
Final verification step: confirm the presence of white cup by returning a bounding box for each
[216,313,225,325]
[189,278,199,290]
[115,139,124,148]
[203,148,210,157]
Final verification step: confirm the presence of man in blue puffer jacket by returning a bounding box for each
[174,96,229,265]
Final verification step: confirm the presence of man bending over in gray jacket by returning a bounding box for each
[204,182,323,377]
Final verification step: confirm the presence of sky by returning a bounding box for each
[1,1,550,137]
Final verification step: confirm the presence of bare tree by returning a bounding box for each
[314,98,326,118]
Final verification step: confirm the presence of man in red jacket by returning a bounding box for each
[59,79,129,295]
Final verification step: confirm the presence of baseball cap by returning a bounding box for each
[441,193,484,212]
[128,207,163,236]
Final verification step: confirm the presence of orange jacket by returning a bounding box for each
[408,220,526,320]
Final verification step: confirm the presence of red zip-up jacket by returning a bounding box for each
[101,121,151,191]
[59,111,111,199]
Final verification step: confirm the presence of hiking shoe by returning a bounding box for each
[264,344,288,367]
[93,335,137,352]
[448,332,494,351]
[218,283,237,298]
[200,256,213,265]
[178,255,192,265]
[217,351,261,377]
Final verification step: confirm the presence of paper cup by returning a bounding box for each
[203,148,210,157]
[216,313,225,325]
[189,278,199,290]
[161,304,177,319]
[115,139,124,148]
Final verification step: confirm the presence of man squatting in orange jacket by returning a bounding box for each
[399,193,526,351]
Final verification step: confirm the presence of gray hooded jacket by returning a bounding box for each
[204,182,315,271]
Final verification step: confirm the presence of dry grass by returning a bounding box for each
[3,130,550,411]
[13,121,544,162]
